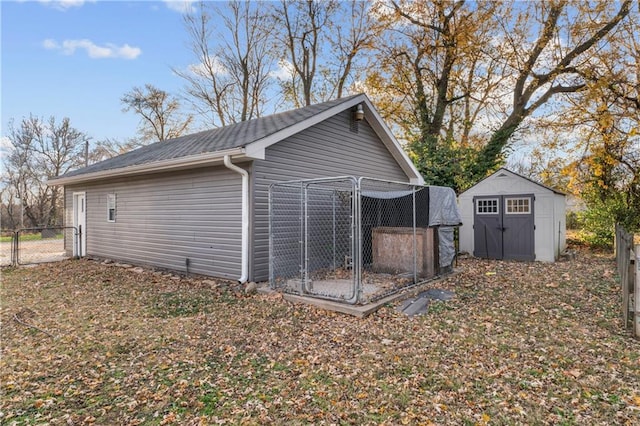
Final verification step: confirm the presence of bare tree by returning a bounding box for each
[273,0,337,107]
[328,0,382,99]
[89,137,145,163]
[0,183,21,230]
[3,116,88,227]
[175,0,274,127]
[121,84,193,142]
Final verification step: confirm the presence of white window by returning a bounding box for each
[107,193,116,222]
[506,197,531,214]
[476,198,498,214]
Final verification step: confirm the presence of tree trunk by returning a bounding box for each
[471,113,521,180]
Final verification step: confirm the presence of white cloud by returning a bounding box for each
[163,0,197,14]
[187,55,228,77]
[42,39,58,50]
[37,0,94,11]
[270,59,294,81]
[43,38,142,60]
[0,136,13,161]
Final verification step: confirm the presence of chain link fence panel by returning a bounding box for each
[358,177,436,303]
[271,177,357,303]
[15,227,78,266]
[271,176,451,305]
[0,230,15,267]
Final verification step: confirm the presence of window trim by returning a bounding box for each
[505,197,531,215]
[107,193,116,222]
[476,198,499,215]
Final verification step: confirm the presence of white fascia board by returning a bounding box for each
[243,143,266,160]
[48,147,247,186]
[361,98,424,185]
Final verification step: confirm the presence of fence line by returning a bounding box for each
[615,224,639,338]
[0,226,79,267]
[0,230,14,267]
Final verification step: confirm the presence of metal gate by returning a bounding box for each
[270,177,357,303]
[1,226,80,266]
[473,194,535,261]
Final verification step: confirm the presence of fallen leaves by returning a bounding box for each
[1,250,639,425]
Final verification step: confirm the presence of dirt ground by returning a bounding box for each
[1,248,639,425]
[0,239,69,266]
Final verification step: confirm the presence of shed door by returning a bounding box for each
[502,196,534,261]
[473,195,534,261]
[473,197,502,259]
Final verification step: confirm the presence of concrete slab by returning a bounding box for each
[419,288,455,301]
[281,277,401,301]
[281,270,459,317]
[400,297,430,317]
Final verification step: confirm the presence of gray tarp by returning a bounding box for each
[360,186,461,227]
[428,186,462,227]
[428,186,461,268]
[361,189,417,199]
[438,227,456,267]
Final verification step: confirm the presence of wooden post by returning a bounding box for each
[635,245,640,338]
[622,244,630,328]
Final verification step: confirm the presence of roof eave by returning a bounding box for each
[47,147,248,186]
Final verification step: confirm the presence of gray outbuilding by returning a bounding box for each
[458,168,566,262]
[49,94,424,282]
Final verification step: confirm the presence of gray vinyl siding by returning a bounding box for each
[65,166,243,279]
[251,109,410,282]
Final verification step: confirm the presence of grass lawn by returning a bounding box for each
[1,248,639,425]
[0,233,64,243]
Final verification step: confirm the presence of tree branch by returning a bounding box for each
[13,312,55,339]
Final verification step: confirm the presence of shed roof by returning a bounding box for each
[49,94,423,185]
[460,168,566,196]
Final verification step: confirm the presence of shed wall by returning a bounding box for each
[65,166,243,279]
[533,194,557,262]
[458,170,565,262]
[251,109,410,281]
[554,193,567,256]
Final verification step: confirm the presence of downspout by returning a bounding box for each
[223,155,249,284]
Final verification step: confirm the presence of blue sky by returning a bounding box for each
[2,0,203,144]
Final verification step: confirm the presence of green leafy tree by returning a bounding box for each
[365,0,632,191]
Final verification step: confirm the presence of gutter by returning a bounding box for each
[223,155,249,284]
[47,147,246,186]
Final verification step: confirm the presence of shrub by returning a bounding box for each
[566,211,583,230]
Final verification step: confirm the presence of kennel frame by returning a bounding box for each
[269,176,438,305]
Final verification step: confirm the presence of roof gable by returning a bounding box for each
[460,168,566,196]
